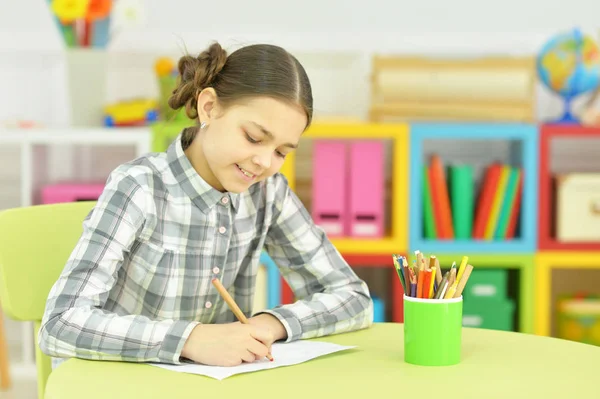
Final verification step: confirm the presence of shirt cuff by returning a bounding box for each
[256,308,303,343]
[157,320,201,364]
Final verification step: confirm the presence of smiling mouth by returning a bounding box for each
[236,164,257,178]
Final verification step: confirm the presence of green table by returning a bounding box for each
[44,323,600,398]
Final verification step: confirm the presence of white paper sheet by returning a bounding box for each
[150,340,356,380]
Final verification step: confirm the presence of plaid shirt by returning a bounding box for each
[39,134,373,366]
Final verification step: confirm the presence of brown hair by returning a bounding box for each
[168,42,313,149]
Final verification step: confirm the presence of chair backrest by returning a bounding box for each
[0,201,96,399]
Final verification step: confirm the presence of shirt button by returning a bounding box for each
[218,226,227,234]
[205,301,212,309]
[221,197,229,205]
[212,267,220,274]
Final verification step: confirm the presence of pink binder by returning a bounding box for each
[349,140,384,237]
[312,141,348,237]
[41,183,105,204]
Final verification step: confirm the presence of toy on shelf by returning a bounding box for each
[557,294,600,346]
[103,98,159,127]
[537,28,600,124]
[154,57,192,123]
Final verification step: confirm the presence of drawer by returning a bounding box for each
[462,298,515,331]
[462,269,508,301]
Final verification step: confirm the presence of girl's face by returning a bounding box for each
[188,92,307,193]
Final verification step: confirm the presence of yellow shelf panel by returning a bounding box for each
[303,122,409,139]
[537,252,600,268]
[330,236,405,254]
[279,151,296,191]
[535,252,600,337]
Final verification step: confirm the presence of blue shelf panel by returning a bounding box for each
[259,251,282,309]
[409,122,537,140]
[409,239,535,254]
[408,123,538,253]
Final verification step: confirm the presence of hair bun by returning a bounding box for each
[196,42,228,87]
[168,42,228,119]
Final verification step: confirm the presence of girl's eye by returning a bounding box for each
[276,151,287,159]
[245,133,259,144]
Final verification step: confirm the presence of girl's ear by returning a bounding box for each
[196,88,218,123]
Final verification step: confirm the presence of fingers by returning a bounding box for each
[247,325,275,346]
[240,350,256,363]
[246,335,269,359]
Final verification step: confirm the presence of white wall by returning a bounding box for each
[1,0,600,126]
[0,0,599,212]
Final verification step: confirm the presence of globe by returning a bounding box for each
[537,28,600,123]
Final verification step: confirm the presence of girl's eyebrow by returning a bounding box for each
[250,121,298,149]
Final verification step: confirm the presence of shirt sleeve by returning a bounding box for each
[260,173,374,342]
[38,170,199,364]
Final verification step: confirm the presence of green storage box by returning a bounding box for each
[462,298,515,331]
[462,269,508,302]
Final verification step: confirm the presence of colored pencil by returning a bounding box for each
[435,272,450,299]
[457,256,469,283]
[454,264,474,298]
[409,268,417,297]
[429,267,437,299]
[391,252,474,301]
[392,254,406,292]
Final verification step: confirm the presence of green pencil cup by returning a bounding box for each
[403,295,463,366]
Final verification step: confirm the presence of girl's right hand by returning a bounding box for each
[181,323,274,367]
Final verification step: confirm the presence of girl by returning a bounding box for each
[39,42,373,368]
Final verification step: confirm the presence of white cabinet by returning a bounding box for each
[0,126,151,376]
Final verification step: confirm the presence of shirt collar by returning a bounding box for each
[167,133,240,213]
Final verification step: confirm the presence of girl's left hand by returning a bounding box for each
[246,313,287,343]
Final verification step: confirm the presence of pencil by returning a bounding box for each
[422,270,432,299]
[409,268,417,297]
[429,267,437,299]
[402,257,411,296]
[417,270,425,298]
[392,255,406,292]
[415,250,425,271]
[448,266,457,287]
[454,264,474,298]
[435,271,449,299]
[457,256,469,283]
[444,281,458,299]
[212,278,274,361]
[428,255,436,271]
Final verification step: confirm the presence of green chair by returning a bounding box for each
[151,121,194,152]
[0,201,96,399]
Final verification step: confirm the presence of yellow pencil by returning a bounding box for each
[444,281,458,299]
[456,256,469,283]
[429,267,436,298]
[434,257,443,285]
